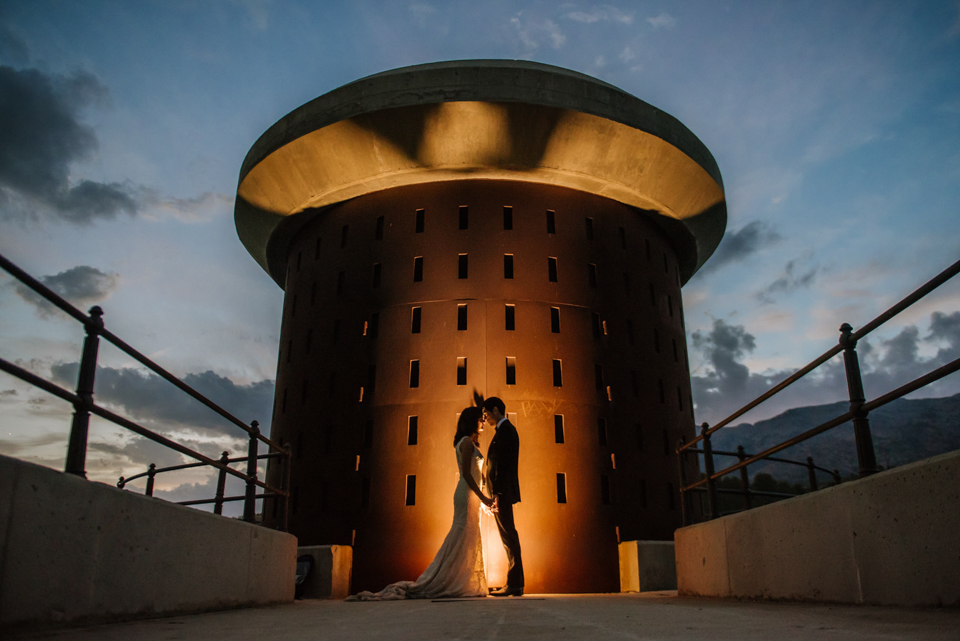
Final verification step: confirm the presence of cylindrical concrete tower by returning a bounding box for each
[235,60,726,594]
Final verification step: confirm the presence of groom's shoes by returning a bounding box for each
[490,586,523,597]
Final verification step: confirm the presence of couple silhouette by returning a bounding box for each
[347,397,524,600]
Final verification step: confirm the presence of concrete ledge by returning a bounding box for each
[0,454,297,628]
[297,545,353,599]
[675,449,960,606]
[619,541,677,592]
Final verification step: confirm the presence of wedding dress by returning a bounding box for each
[347,436,488,600]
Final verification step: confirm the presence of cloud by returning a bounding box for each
[50,363,275,436]
[690,312,960,425]
[139,189,233,222]
[510,14,566,51]
[756,255,819,304]
[565,7,634,25]
[0,432,65,456]
[0,24,29,65]
[646,12,676,29]
[698,221,781,275]
[12,265,120,317]
[229,0,272,31]
[0,65,141,224]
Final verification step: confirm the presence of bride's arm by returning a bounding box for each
[459,439,494,507]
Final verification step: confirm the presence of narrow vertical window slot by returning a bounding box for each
[505,304,516,330]
[505,357,517,385]
[585,217,594,240]
[281,388,287,414]
[552,359,563,387]
[668,295,674,317]
[367,365,376,393]
[550,307,560,333]
[407,416,418,445]
[291,294,298,317]
[503,206,513,230]
[286,338,292,363]
[413,256,423,282]
[601,475,611,505]
[588,263,598,287]
[677,387,684,411]
[405,475,416,506]
[336,271,345,294]
[372,263,381,288]
[556,473,567,504]
[503,254,514,279]
[456,357,467,386]
[663,429,670,456]
[375,215,384,240]
[598,418,607,446]
[458,254,468,279]
[554,415,565,444]
[340,225,349,248]
[415,208,424,233]
[548,257,558,282]
[459,206,468,230]
[457,304,468,331]
[592,312,602,339]
[410,360,420,388]
[595,363,605,391]
[411,306,422,333]
[546,209,556,234]
[369,312,379,338]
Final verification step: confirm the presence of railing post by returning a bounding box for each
[243,421,260,523]
[281,443,293,532]
[214,451,229,515]
[806,456,819,491]
[677,435,690,526]
[839,323,879,477]
[145,463,156,497]
[701,423,720,520]
[65,306,103,477]
[737,445,751,510]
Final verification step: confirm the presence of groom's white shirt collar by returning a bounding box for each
[496,417,507,429]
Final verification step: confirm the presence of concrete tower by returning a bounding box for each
[235,61,726,594]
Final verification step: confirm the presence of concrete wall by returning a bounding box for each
[297,545,352,599]
[618,541,677,592]
[0,454,297,628]
[675,449,960,606]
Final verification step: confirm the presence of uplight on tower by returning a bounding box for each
[235,60,726,593]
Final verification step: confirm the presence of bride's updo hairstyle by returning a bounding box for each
[453,406,482,446]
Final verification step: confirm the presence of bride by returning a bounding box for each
[347,406,496,600]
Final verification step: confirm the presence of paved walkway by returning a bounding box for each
[9,593,960,640]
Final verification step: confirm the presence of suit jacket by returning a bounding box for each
[483,419,521,505]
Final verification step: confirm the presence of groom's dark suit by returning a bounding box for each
[483,418,524,589]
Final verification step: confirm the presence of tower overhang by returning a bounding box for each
[235,60,726,287]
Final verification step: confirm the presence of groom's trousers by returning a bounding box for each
[495,499,524,588]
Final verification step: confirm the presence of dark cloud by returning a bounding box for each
[50,363,275,436]
[12,265,120,317]
[0,65,138,223]
[691,312,960,425]
[756,257,818,304]
[697,221,781,275]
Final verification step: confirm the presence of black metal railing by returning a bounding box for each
[678,257,960,525]
[0,252,291,530]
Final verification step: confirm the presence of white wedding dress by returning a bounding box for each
[347,436,488,600]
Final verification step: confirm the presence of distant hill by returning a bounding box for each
[708,393,960,484]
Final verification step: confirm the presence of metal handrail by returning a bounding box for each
[0,252,292,531]
[687,447,840,479]
[678,256,960,524]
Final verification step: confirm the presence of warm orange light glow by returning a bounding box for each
[481,507,508,588]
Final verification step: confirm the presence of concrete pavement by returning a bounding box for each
[8,592,960,640]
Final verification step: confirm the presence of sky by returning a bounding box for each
[1,1,959,509]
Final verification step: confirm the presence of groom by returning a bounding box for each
[482,397,524,597]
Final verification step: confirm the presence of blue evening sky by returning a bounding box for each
[1,1,958,501]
